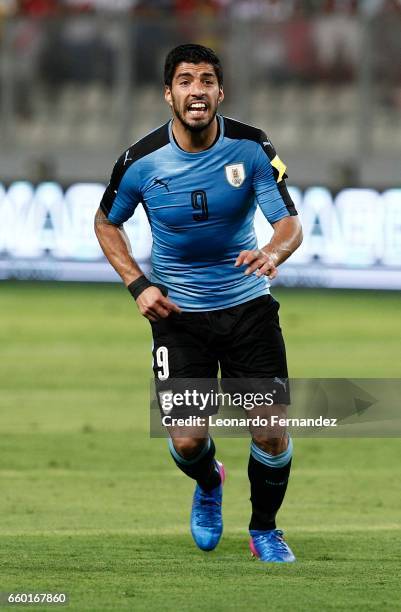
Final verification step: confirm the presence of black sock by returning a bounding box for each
[248,438,293,531]
[168,437,221,491]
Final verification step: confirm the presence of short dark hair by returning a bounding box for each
[164,44,223,87]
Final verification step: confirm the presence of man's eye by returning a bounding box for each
[179,81,189,86]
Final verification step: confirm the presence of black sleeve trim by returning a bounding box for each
[259,132,279,165]
[257,127,296,215]
[100,154,128,217]
[277,181,297,216]
[257,130,290,184]
[223,116,288,178]
[223,116,297,216]
[100,123,169,217]
[223,116,264,143]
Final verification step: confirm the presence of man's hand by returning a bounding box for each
[235,217,303,280]
[136,286,181,322]
[235,249,278,279]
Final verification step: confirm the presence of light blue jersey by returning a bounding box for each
[100,115,297,311]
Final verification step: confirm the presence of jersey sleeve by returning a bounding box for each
[99,152,141,225]
[253,131,297,224]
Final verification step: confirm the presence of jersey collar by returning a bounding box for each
[168,114,225,158]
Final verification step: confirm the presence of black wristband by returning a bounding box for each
[127,276,168,300]
[127,276,152,300]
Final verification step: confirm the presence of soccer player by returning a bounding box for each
[94,44,303,563]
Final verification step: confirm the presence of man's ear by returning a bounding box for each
[218,87,224,105]
[164,86,173,107]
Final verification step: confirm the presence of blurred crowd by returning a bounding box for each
[1,0,400,120]
[0,0,400,17]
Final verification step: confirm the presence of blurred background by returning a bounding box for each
[0,0,401,288]
[1,0,401,185]
[1,5,400,608]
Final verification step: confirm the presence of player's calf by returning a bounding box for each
[248,436,293,523]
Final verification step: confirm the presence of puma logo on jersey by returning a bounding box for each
[123,150,133,165]
[152,177,171,191]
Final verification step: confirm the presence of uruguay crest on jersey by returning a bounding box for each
[225,163,245,187]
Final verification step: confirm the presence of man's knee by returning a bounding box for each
[171,437,208,459]
[252,435,288,456]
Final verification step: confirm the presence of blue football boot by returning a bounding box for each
[190,461,225,551]
[249,529,296,563]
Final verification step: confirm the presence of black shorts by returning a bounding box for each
[151,295,290,416]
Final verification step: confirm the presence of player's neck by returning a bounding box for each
[172,117,219,153]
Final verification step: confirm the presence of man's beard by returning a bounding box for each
[172,100,218,133]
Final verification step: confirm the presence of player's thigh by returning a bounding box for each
[220,295,288,378]
[151,312,218,380]
[219,295,289,405]
[151,313,218,418]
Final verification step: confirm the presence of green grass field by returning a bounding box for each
[0,282,400,611]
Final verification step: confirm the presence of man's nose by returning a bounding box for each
[189,80,205,96]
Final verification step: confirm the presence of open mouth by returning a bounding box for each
[187,102,208,117]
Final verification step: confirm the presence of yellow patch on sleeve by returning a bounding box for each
[271,155,287,183]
